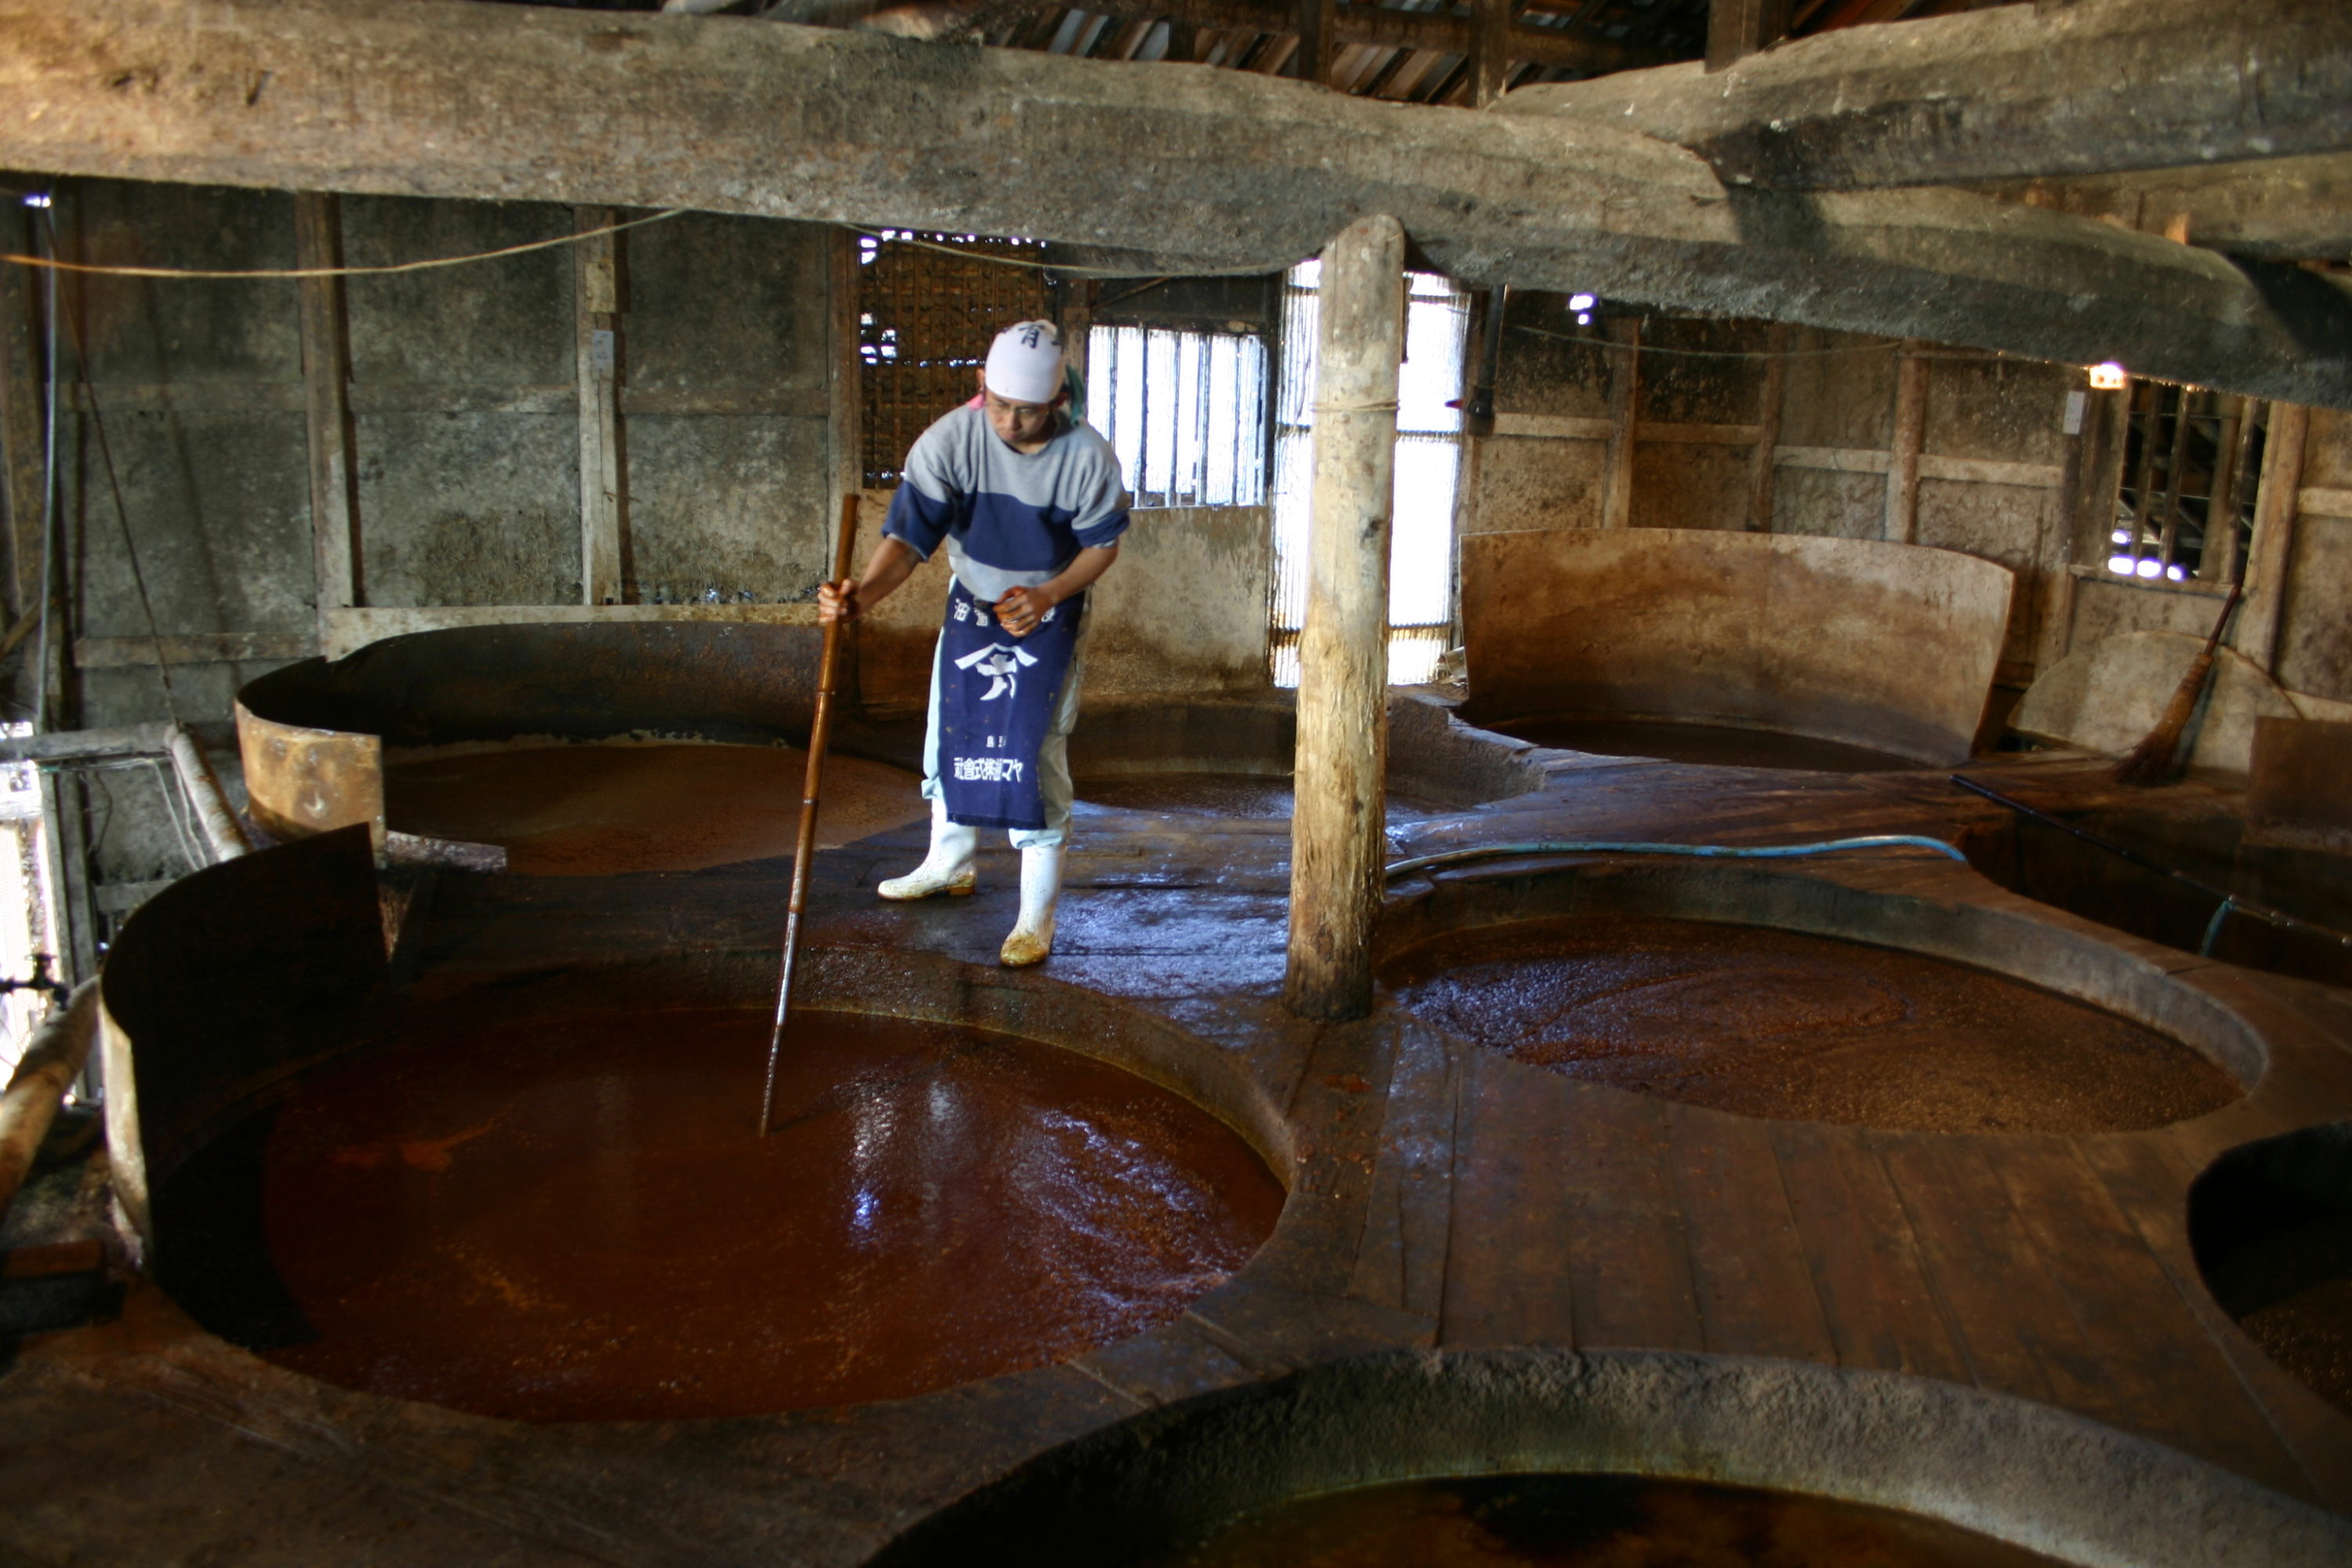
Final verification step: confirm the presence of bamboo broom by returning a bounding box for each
[2111,579,2242,786]
[760,492,862,1134]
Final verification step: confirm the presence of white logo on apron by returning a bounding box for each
[953,641,1039,702]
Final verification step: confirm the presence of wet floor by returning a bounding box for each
[383,742,928,874]
[1078,772,1453,822]
[238,1007,1283,1421]
[1486,717,1922,774]
[1386,916,2240,1133]
[1136,1474,2068,1567]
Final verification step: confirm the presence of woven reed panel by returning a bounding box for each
[860,235,1050,485]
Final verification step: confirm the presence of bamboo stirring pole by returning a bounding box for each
[760,493,863,1135]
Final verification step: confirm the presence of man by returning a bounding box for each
[818,320,1127,967]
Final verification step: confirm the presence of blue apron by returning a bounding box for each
[937,579,1085,832]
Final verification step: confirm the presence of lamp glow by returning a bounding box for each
[2087,361,2128,390]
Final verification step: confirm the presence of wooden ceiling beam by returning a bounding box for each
[1973,151,2352,266]
[2,0,2347,405]
[1502,0,2352,189]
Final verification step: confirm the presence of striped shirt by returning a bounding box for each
[883,401,1131,602]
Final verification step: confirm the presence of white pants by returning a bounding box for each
[920,603,1087,851]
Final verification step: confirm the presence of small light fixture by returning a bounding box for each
[2136,557,2163,579]
[1567,292,1596,312]
[21,192,50,209]
[2087,361,2128,390]
[2107,556,2136,575]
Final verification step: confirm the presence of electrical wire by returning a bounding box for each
[1512,321,2040,365]
[852,226,1277,279]
[1512,321,1906,359]
[1385,834,1968,879]
[31,205,58,736]
[1,206,688,281]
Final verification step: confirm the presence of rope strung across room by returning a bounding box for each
[0,207,689,281]
[1383,834,1970,880]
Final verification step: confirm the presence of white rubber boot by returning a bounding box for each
[878,797,978,901]
[999,845,1063,967]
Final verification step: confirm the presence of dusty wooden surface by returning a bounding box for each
[3,0,2348,405]
[1506,0,2352,191]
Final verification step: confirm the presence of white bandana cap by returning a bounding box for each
[984,320,1065,405]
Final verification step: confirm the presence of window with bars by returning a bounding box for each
[2107,382,2267,586]
[858,230,1050,486]
[1083,326,1269,509]
[1268,262,1470,688]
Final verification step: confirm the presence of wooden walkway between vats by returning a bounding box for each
[1363,753,2352,1514]
[408,748,2352,1515]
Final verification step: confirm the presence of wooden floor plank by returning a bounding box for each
[1668,1105,1835,1363]
[1991,1137,2312,1497]
[1875,1133,2114,1417]
[2081,1131,2352,1512]
[1560,1087,1705,1353]
[1351,1024,1462,1322]
[1769,1120,1970,1381]
[1437,1052,1576,1349]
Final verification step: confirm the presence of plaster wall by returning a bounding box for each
[342,195,579,608]
[23,178,851,891]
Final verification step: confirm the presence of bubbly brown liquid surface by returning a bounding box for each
[1387,916,2239,1133]
[255,1008,1283,1421]
[2244,1277,2352,1415]
[383,742,927,874]
[1490,717,1920,774]
[1142,1475,2068,1567]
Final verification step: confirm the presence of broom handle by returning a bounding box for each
[760,493,863,1136]
[2120,579,2242,780]
[2162,581,2245,722]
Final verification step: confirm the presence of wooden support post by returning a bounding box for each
[1294,0,1334,85]
[1468,0,1512,108]
[574,206,625,605]
[1599,317,1639,530]
[42,771,95,986]
[1882,343,1927,543]
[1705,0,1788,73]
[1745,322,1786,532]
[294,193,360,631]
[0,199,45,622]
[2234,400,2309,675]
[2153,388,2196,568]
[2209,394,2253,583]
[2034,383,2121,674]
[1285,213,1406,1023]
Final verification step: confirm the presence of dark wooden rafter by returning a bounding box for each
[1050,0,1667,74]
[4,0,2349,406]
[1704,0,1784,72]
[1294,0,1333,81]
[1467,0,1512,107]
